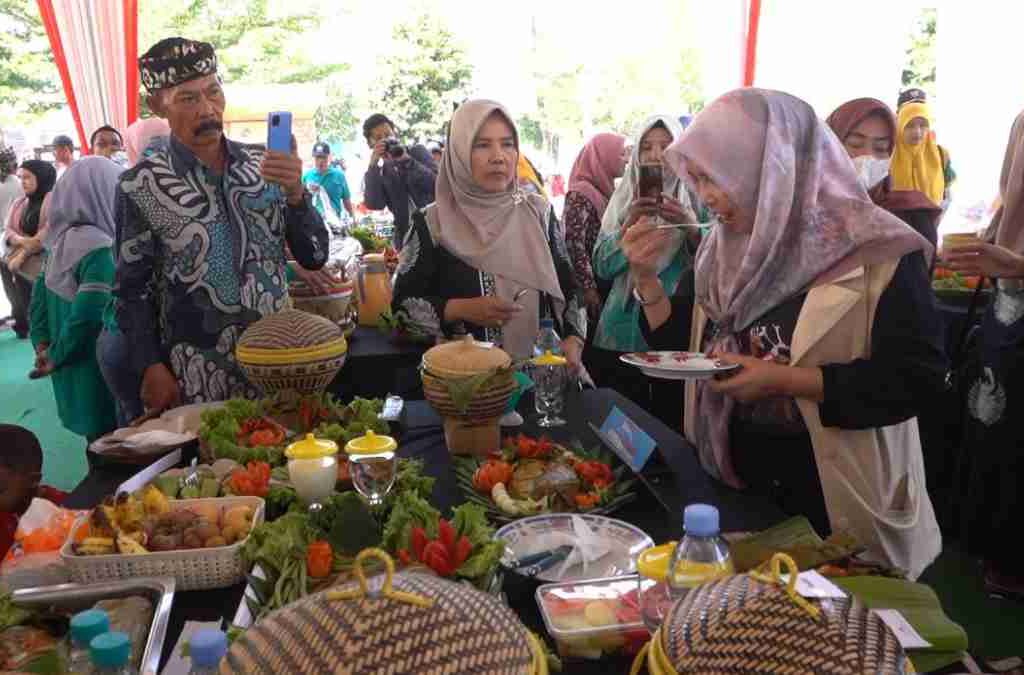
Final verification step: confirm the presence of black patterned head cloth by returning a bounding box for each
[139,37,218,93]
[897,88,927,110]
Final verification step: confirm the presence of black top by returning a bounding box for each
[641,252,947,532]
[392,208,586,346]
[641,251,948,429]
[362,144,437,249]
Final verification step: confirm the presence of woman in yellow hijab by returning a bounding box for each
[890,101,955,209]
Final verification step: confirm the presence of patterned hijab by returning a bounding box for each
[890,102,945,207]
[43,156,121,301]
[664,88,931,487]
[985,109,1024,255]
[568,132,626,218]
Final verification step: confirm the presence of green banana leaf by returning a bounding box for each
[834,576,969,672]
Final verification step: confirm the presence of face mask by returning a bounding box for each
[110,151,129,168]
[852,155,890,190]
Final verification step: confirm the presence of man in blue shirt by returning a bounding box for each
[303,141,353,221]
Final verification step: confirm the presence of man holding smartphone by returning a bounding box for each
[362,113,437,249]
[112,37,328,413]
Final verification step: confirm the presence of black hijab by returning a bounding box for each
[18,160,57,237]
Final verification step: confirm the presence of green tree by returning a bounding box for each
[0,0,63,121]
[314,73,360,145]
[902,7,936,91]
[368,12,473,141]
[139,0,346,86]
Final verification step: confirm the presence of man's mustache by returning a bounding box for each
[194,120,223,135]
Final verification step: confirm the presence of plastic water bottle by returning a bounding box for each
[532,318,567,427]
[189,628,228,674]
[68,608,110,674]
[667,504,734,601]
[89,631,136,674]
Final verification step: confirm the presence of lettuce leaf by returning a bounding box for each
[456,540,504,580]
[381,492,440,553]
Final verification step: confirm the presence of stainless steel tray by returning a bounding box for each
[11,576,175,675]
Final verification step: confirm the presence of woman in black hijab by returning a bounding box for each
[2,160,57,338]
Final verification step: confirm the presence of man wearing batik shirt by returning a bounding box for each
[113,37,328,410]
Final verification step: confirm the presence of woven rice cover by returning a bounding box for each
[223,570,535,674]
[237,309,343,352]
[661,573,909,674]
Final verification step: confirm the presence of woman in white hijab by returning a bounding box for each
[589,115,704,423]
[391,100,586,365]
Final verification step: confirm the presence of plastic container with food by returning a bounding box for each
[535,575,648,660]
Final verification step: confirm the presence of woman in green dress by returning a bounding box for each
[29,156,119,441]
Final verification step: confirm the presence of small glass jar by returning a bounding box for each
[285,433,339,507]
[345,431,399,506]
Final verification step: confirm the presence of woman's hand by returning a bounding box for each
[708,354,824,403]
[444,296,522,327]
[659,194,697,225]
[623,197,661,229]
[561,336,584,372]
[944,242,1024,279]
[292,266,339,295]
[622,217,675,280]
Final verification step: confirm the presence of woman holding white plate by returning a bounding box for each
[625,89,947,580]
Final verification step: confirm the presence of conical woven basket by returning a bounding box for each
[633,553,911,675]
[222,548,548,675]
[236,309,347,395]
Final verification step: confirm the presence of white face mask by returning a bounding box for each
[852,155,890,190]
[110,151,129,168]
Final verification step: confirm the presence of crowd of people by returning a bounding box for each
[0,35,1022,598]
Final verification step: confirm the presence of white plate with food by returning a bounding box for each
[495,513,654,583]
[619,351,740,381]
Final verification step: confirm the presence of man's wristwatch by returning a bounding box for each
[632,284,666,306]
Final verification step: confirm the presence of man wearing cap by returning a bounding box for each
[302,142,353,222]
[52,135,75,179]
[113,37,328,410]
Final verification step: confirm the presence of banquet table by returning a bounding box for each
[66,388,969,674]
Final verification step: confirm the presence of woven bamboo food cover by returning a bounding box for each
[421,335,516,419]
[635,553,910,675]
[235,309,348,395]
[222,549,546,675]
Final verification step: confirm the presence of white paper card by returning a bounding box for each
[873,609,933,649]
[232,564,267,630]
[780,570,848,599]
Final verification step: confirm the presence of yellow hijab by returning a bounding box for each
[890,102,945,206]
[517,154,546,196]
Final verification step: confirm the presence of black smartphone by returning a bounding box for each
[637,163,663,204]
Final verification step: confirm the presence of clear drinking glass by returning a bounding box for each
[534,362,567,427]
[349,450,398,505]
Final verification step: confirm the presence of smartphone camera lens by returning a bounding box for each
[271,115,280,126]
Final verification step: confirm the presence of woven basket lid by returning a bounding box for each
[658,554,909,674]
[222,549,538,675]
[423,335,512,379]
[236,309,347,364]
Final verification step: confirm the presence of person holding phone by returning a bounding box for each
[589,115,704,426]
[390,99,585,367]
[113,37,328,411]
[362,113,437,250]
[628,89,946,579]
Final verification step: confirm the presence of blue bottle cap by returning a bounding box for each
[70,609,110,647]
[539,317,554,328]
[90,631,131,668]
[190,628,228,667]
[684,503,720,537]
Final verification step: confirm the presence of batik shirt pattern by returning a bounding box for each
[114,137,327,403]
